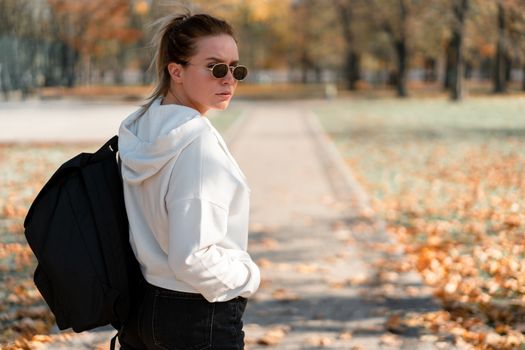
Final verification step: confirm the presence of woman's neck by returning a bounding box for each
[161,88,208,115]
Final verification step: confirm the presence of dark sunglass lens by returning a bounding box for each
[233,66,248,81]
[212,64,229,78]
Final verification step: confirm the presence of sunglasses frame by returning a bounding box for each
[206,63,248,81]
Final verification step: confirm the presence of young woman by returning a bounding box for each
[117,12,260,350]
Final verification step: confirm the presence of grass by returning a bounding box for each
[314,96,525,349]
[317,96,525,194]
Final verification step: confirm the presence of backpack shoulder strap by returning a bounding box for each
[90,135,119,163]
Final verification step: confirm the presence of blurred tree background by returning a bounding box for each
[0,0,524,101]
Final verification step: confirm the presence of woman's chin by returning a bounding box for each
[213,101,231,110]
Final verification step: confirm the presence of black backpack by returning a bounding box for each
[23,135,144,348]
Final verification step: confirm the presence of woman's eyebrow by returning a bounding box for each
[205,57,239,65]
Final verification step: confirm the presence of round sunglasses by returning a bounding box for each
[207,63,248,81]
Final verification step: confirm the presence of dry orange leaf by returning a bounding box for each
[259,238,279,250]
[256,326,289,346]
[379,333,402,346]
[271,288,299,302]
[306,335,333,346]
[339,331,353,340]
[385,314,405,333]
[295,263,317,274]
[256,258,273,268]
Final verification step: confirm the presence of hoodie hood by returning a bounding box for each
[118,98,208,184]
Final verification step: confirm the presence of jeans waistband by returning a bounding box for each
[146,281,205,299]
[146,281,247,302]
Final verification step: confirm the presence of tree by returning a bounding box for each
[333,0,362,89]
[288,0,342,84]
[409,1,449,84]
[166,0,294,74]
[368,0,415,97]
[492,0,525,92]
[0,0,44,99]
[45,0,141,86]
[130,0,153,85]
[293,0,319,83]
[493,0,507,93]
[511,5,525,90]
[449,0,470,101]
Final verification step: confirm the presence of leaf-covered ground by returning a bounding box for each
[0,111,238,349]
[316,96,525,350]
[0,143,98,349]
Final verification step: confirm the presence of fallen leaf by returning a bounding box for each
[485,332,503,346]
[272,288,299,302]
[386,314,405,333]
[257,326,289,346]
[295,263,318,274]
[259,238,279,249]
[339,331,353,340]
[379,333,402,346]
[306,335,333,346]
[420,334,439,342]
[256,258,273,268]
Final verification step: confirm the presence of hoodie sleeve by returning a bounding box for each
[164,129,260,302]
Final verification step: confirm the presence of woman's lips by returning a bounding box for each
[216,92,232,100]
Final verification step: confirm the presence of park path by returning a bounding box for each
[17,100,465,349]
[225,102,462,350]
[0,99,136,143]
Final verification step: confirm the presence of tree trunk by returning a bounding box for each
[395,0,408,97]
[345,50,360,89]
[380,0,409,96]
[480,57,492,80]
[504,53,512,83]
[395,39,408,97]
[314,66,322,84]
[522,63,525,91]
[464,61,472,79]
[444,40,453,89]
[334,0,360,90]
[140,59,150,85]
[62,43,77,87]
[493,1,506,93]
[0,63,11,101]
[60,42,69,86]
[138,37,150,85]
[424,57,436,82]
[449,34,463,100]
[450,0,469,101]
[300,50,310,84]
[114,49,126,85]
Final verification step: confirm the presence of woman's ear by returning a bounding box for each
[167,62,184,83]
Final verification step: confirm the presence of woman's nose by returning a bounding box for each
[222,69,235,84]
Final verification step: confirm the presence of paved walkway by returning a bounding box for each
[11,100,464,349]
[0,99,136,143]
[227,102,460,350]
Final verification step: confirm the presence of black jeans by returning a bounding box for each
[119,282,248,350]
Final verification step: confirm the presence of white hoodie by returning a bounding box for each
[118,98,260,302]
